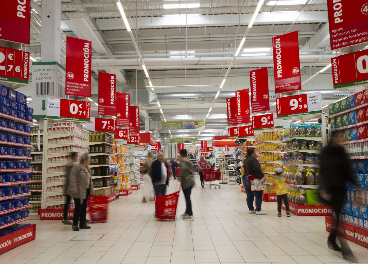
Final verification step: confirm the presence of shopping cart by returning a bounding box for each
[203,169,221,188]
[155,182,181,220]
[88,195,109,222]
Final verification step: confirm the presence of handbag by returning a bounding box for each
[245,159,264,191]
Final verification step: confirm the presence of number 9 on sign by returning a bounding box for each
[290,99,298,110]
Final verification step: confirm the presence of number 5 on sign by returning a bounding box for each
[95,118,115,132]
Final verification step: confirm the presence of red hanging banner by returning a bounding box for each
[116,92,130,127]
[201,141,208,152]
[276,92,322,118]
[273,31,301,94]
[98,72,116,116]
[178,143,184,151]
[227,97,237,126]
[128,134,139,145]
[60,99,91,121]
[129,106,140,134]
[95,118,115,132]
[238,125,254,137]
[0,0,31,44]
[253,114,274,130]
[65,37,92,97]
[236,89,251,125]
[114,129,129,140]
[250,68,270,113]
[228,127,239,138]
[0,47,30,84]
[151,142,161,151]
[327,0,368,50]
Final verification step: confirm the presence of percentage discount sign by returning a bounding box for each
[276,94,308,117]
[253,114,274,129]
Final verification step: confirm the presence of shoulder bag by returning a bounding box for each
[245,159,264,191]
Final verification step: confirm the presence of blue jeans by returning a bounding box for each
[243,175,263,211]
[153,184,167,196]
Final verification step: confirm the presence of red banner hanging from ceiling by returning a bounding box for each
[116,92,130,127]
[226,97,237,126]
[236,89,251,125]
[95,118,115,132]
[0,47,30,84]
[98,72,116,116]
[238,125,254,137]
[250,67,270,113]
[129,106,140,134]
[65,36,92,97]
[253,114,274,130]
[60,99,91,121]
[228,127,239,138]
[273,31,301,94]
[201,140,208,152]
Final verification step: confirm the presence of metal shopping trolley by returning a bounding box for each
[155,182,181,220]
[88,195,109,222]
[203,169,221,188]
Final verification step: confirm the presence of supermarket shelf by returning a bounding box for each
[29,213,38,215]
[45,200,64,204]
[263,171,276,174]
[45,191,63,195]
[30,190,42,193]
[31,152,42,154]
[255,140,282,145]
[342,138,368,145]
[94,186,113,190]
[88,142,113,146]
[0,180,33,186]
[31,161,42,164]
[289,184,319,189]
[31,143,43,145]
[88,153,113,157]
[259,161,282,164]
[0,192,31,201]
[29,201,41,204]
[48,134,88,140]
[92,175,113,178]
[30,180,42,183]
[0,217,30,230]
[48,143,88,148]
[332,120,368,132]
[283,137,323,142]
[0,141,32,148]
[47,153,72,157]
[46,181,64,186]
[284,149,320,154]
[46,172,64,175]
[47,163,68,168]
[349,156,368,160]
[0,169,31,173]
[328,102,368,118]
[0,112,33,125]
[89,164,110,168]
[0,204,30,216]
[0,126,32,136]
[31,171,42,174]
[283,163,320,167]
[257,150,284,154]
[0,155,32,160]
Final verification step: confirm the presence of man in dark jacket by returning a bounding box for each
[62,152,78,225]
[179,149,195,220]
[319,131,357,263]
[151,152,169,196]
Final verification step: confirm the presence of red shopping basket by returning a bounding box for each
[175,168,180,176]
[88,195,109,222]
[156,182,181,220]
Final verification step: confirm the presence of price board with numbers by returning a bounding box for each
[228,127,239,138]
[253,114,274,130]
[114,129,129,140]
[0,47,30,84]
[95,118,115,132]
[238,125,254,137]
[276,92,322,118]
[128,135,139,145]
[60,99,91,121]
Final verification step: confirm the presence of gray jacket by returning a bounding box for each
[63,162,74,194]
[68,163,94,204]
[180,159,195,189]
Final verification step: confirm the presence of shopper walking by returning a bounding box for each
[62,152,78,225]
[151,152,169,196]
[319,131,357,263]
[68,153,94,231]
[171,159,178,179]
[141,152,154,203]
[272,168,296,217]
[179,149,195,220]
[198,156,208,188]
[243,147,266,215]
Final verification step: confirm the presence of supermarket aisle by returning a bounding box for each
[2,178,368,264]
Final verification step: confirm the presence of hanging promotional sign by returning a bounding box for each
[236,89,251,125]
[253,114,274,130]
[273,31,301,94]
[276,92,322,118]
[139,132,156,145]
[177,143,184,151]
[331,50,368,89]
[116,92,130,127]
[228,127,239,138]
[128,134,139,145]
[95,118,115,132]
[0,47,30,84]
[201,140,208,152]
[239,125,254,137]
[151,142,161,151]
[227,97,237,126]
[98,72,116,116]
[59,99,91,121]
[129,106,140,134]
[0,1,31,44]
[250,67,270,113]
[327,0,368,50]
[114,129,129,140]
[65,37,92,97]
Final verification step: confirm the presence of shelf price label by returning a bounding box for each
[0,47,30,84]
[60,99,91,121]
[114,129,129,140]
[128,135,139,145]
[95,118,115,132]
[253,114,274,129]
[276,92,322,118]
[239,125,254,137]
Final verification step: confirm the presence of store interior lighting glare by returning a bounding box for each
[116,1,131,32]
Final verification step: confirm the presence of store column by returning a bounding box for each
[41,0,61,62]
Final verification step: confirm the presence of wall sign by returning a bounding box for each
[276,92,322,118]
[0,0,31,44]
[95,118,115,132]
[116,92,130,127]
[65,37,92,97]
[250,67,270,113]
[273,31,301,94]
[227,97,237,126]
[129,106,140,134]
[331,50,368,89]
[60,99,91,121]
[0,47,30,84]
[253,114,274,130]
[98,72,116,116]
[239,125,254,137]
[236,89,251,125]
[114,129,129,140]
[327,0,368,50]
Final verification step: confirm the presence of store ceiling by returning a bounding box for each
[26,0,365,143]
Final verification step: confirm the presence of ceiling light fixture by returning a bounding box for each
[235,38,246,57]
[142,64,149,78]
[209,107,212,113]
[30,57,36,62]
[88,98,92,102]
[302,63,332,86]
[149,80,153,86]
[248,0,265,29]
[215,91,220,99]
[220,79,226,89]
[160,109,163,114]
[116,2,131,32]
[157,101,161,107]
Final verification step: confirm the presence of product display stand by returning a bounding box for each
[30,126,43,215]
[115,141,132,196]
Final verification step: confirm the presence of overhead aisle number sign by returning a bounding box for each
[0,47,30,84]
[128,135,139,145]
[114,129,129,140]
[276,92,322,118]
[228,127,239,138]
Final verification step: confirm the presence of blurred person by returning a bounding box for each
[319,131,357,263]
[151,152,169,197]
[141,152,154,203]
[272,168,296,217]
[210,155,216,169]
[198,156,208,188]
[171,159,178,179]
[69,153,94,231]
[62,152,78,225]
[179,149,195,220]
[243,147,266,215]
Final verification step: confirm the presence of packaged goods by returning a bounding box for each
[349,111,357,125]
[351,127,359,141]
[358,125,367,140]
[357,108,366,123]
[348,95,356,109]
[360,206,368,219]
[356,91,365,106]
[336,116,343,128]
[352,203,360,217]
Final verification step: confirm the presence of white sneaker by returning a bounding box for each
[180,213,188,218]
[183,215,194,221]
[256,211,267,215]
[249,210,256,214]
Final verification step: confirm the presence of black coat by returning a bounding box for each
[150,160,169,185]
[244,156,264,179]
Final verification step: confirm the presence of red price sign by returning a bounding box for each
[0,47,30,84]
[60,99,91,120]
[276,94,308,117]
[95,118,115,132]
[253,114,274,129]
[238,125,254,137]
[128,135,139,145]
[228,127,239,138]
[114,129,129,140]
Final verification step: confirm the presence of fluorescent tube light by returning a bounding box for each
[149,80,153,86]
[209,107,212,113]
[88,98,92,102]
[215,91,220,99]
[248,0,265,29]
[142,64,149,78]
[160,109,163,114]
[235,38,246,57]
[320,63,332,73]
[30,57,36,62]
[117,2,131,32]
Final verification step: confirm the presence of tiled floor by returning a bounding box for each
[2,178,368,264]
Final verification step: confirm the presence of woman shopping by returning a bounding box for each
[243,147,266,215]
[141,152,154,203]
[68,153,94,231]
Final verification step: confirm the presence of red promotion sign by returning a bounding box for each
[114,129,129,140]
[128,134,139,145]
[228,127,239,138]
[98,72,116,116]
[0,224,36,255]
[207,147,213,152]
[236,89,250,125]
[276,92,322,118]
[65,37,92,97]
[201,140,208,152]
[0,1,31,44]
[60,99,91,120]
[273,31,301,94]
[253,114,274,130]
[178,143,184,151]
[129,106,140,134]
[139,132,156,145]
[95,118,115,132]
[151,142,161,151]
[116,93,130,127]
[331,50,368,89]
[0,47,30,84]
[250,68,270,113]
[327,0,368,50]
[227,97,237,126]
[238,125,254,137]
